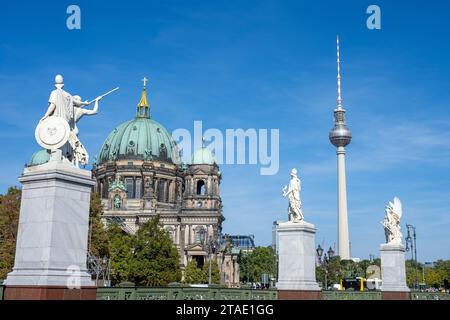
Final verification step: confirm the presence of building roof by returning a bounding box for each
[191,146,215,165]
[29,149,50,166]
[98,117,178,164]
[98,81,179,164]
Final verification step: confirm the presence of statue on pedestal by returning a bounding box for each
[382,197,403,245]
[282,168,304,222]
[35,74,118,167]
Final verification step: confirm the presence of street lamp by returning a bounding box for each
[316,245,324,264]
[406,224,418,290]
[316,245,329,290]
[327,246,335,259]
[205,236,218,285]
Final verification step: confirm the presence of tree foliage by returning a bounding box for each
[314,256,450,290]
[129,217,182,286]
[183,258,220,284]
[0,187,21,279]
[204,258,221,284]
[183,260,205,284]
[108,223,134,285]
[406,259,450,289]
[88,192,110,258]
[239,246,276,283]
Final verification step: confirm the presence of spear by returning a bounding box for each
[87,87,119,104]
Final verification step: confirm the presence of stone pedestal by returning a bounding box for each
[380,243,410,299]
[276,221,320,299]
[4,160,96,300]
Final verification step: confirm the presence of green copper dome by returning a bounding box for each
[191,146,215,165]
[29,149,50,166]
[98,117,179,164]
[98,82,179,164]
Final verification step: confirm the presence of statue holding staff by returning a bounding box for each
[282,168,304,222]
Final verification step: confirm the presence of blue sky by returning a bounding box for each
[1,0,449,261]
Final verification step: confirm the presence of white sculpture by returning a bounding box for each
[282,168,304,222]
[382,197,403,245]
[36,74,118,167]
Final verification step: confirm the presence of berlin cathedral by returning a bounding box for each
[28,81,241,287]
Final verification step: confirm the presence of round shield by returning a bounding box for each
[35,116,70,150]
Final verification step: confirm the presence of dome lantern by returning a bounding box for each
[136,77,150,118]
[97,79,179,164]
[191,138,215,165]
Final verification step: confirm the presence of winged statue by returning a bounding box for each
[382,197,403,245]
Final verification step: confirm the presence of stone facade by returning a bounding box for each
[93,158,225,273]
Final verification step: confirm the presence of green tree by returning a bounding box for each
[357,259,371,278]
[316,256,343,289]
[239,246,276,283]
[88,192,110,258]
[0,187,21,279]
[202,259,220,284]
[129,217,181,286]
[184,260,206,284]
[108,223,134,285]
[405,259,422,288]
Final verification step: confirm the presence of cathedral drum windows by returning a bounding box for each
[125,177,134,199]
[135,178,142,199]
[123,177,143,199]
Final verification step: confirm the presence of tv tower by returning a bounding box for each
[329,36,352,260]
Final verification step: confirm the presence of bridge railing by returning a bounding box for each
[410,291,450,300]
[96,287,278,300]
[322,291,382,300]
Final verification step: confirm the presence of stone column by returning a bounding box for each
[380,243,411,300]
[207,176,212,195]
[4,160,96,300]
[276,221,321,300]
[190,178,195,195]
[154,178,159,200]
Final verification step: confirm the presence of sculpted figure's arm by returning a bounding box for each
[40,102,56,122]
[81,96,102,116]
[282,185,291,197]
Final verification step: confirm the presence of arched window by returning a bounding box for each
[196,180,205,195]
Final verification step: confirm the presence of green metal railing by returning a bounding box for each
[322,291,382,300]
[410,292,450,300]
[96,287,278,300]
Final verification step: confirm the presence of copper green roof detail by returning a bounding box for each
[98,117,179,164]
[29,149,50,166]
[191,146,215,165]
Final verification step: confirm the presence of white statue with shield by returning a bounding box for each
[35,74,118,167]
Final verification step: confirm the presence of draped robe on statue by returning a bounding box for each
[48,87,76,161]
